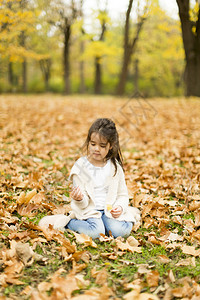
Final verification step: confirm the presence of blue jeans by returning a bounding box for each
[66,211,133,239]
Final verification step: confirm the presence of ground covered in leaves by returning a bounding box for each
[0,94,200,300]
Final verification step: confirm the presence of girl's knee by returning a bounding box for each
[111,228,131,238]
[105,221,133,238]
[67,218,105,239]
[89,228,105,239]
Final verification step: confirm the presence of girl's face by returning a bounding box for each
[87,132,111,166]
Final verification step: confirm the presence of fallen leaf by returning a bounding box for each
[168,270,175,283]
[175,257,196,267]
[157,255,171,264]
[94,268,108,285]
[73,232,97,248]
[194,210,200,227]
[15,242,34,265]
[116,239,142,253]
[137,264,151,274]
[127,235,140,247]
[181,245,200,257]
[146,270,159,287]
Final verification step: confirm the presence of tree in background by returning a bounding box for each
[0,0,186,96]
[30,0,56,92]
[79,0,86,93]
[79,5,117,94]
[135,2,184,97]
[176,0,200,96]
[42,0,82,94]
[0,0,42,92]
[116,0,148,95]
[19,0,28,93]
[94,9,108,94]
[39,58,51,91]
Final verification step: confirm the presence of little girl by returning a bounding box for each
[39,118,140,239]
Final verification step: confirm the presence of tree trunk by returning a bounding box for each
[20,31,27,93]
[79,39,85,93]
[40,59,51,92]
[177,0,200,96]
[94,57,102,94]
[63,20,71,94]
[116,47,132,95]
[22,58,27,93]
[94,16,106,94]
[116,0,145,96]
[79,0,86,93]
[134,58,139,93]
[8,61,14,87]
[184,55,200,96]
[19,0,27,93]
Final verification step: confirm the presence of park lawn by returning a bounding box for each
[0,94,200,299]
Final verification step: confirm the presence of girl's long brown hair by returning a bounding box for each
[83,118,123,175]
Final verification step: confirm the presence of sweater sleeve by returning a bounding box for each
[71,174,90,209]
[114,166,129,212]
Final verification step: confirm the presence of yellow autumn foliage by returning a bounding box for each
[81,41,118,61]
[0,0,42,61]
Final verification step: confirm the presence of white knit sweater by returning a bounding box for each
[39,157,140,230]
[69,157,140,223]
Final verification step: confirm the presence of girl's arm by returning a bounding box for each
[113,167,129,212]
[70,174,90,209]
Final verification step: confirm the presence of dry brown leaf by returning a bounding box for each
[17,189,37,205]
[58,246,73,261]
[147,235,163,246]
[146,270,159,287]
[95,268,108,285]
[4,258,24,275]
[99,233,114,242]
[157,255,171,264]
[16,191,26,205]
[101,252,119,260]
[116,239,142,253]
[53,233,76,253]
[171,279,194,298]
[73,232,97,248]
[168,270,175,283]
[35,268,86,299]
[8,230,30,240]
[127,235,140,247]
[137,264,151,274]
[72,261,87,274]
[15,242,34,265]
[17,203,40,217]
[20,285,33,296]
[175,257,196,267]
[0,273,24,286]
[124,284,160,300]
[157,232,183,243]
[181,245,200,257]
[71,285,114,300]
[194,210,200,227]
[71,250,90,263]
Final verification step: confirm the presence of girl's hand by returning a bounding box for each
[71,186,83,201]
[110,205,123,218]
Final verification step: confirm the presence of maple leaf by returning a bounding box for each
[116,238,142,253]
[181,245,200,257]
[73,232,97,248]
[146,270,159,288]
[16,189,37,205]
